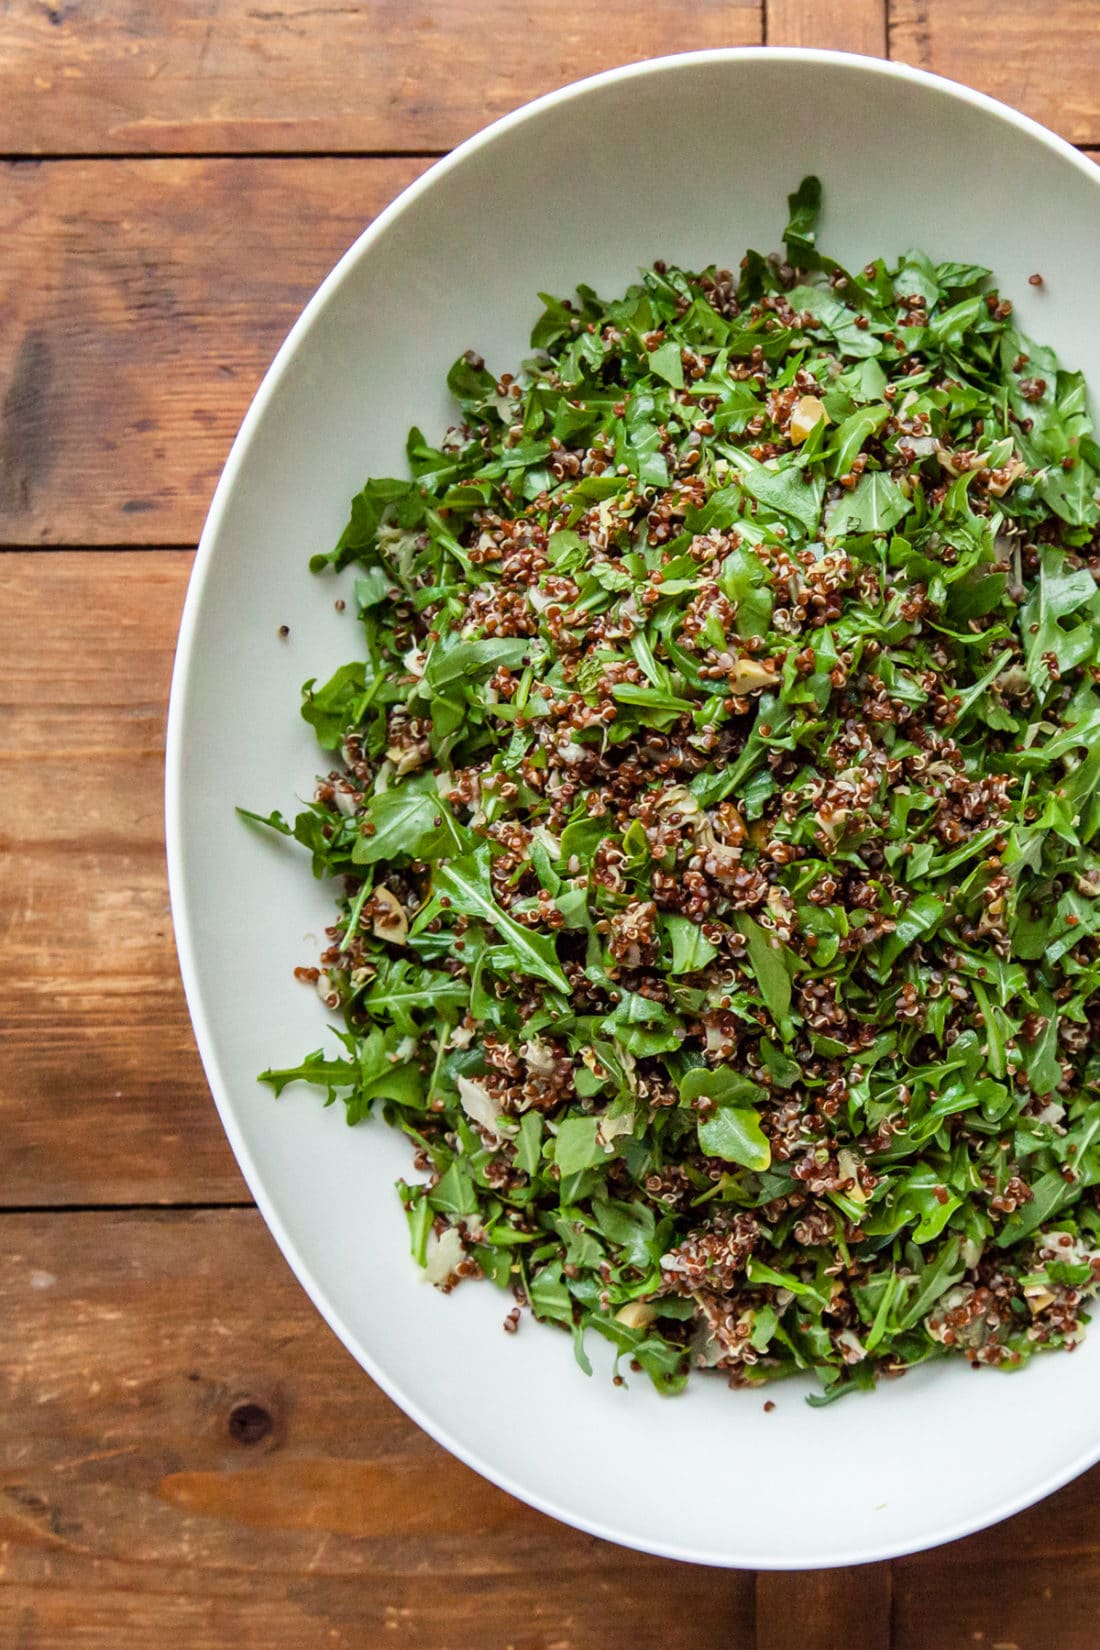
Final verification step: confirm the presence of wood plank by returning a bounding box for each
[892,1463,1100,1647]
[893,1553,1100,1649]
[755,1566,892,1650]
[767,0,886,55]
[0,551,246,1206]
[0,157,427,547]
[889,1,1100,146]
[0,1208,757,1648]
[0,0,761,157]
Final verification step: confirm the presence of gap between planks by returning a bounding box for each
[0,149,448,164]
[755,1565,893,1650]
[765,0,887,56]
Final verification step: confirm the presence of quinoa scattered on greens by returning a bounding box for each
[244,179,1100,1403]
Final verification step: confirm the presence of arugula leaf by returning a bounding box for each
[553,1116,609,1176]
[300,663,370,749]
[529,1262,574,1324]
[697,1106,772,1171]
[648,340,684,388]
[877,892,945,970]
[515,1110,544,1176]
[827,473,912,536]
[724,448,824,531]
[259,1048,356,1100]
[679,1066,765,1107]
[787,285,882,361]
[898,1238,966,1330]
[423,634,533,689]
[783,174,823,267]
[828,404,890,478]
[434,847,569,992]
[995,1174,1072,1247]
[362,958,469,1032]
[665,915,719,973]
[352,777,468,865]
[736,914,793,1035]
[1019,548,1100,702]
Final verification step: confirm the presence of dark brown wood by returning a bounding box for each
[0,551,245,1205]
[890,1,1100,145]
[0,0,762,157]
[0,157,427,547]
[767,0,886,55]
[755,1565,893,1650]
[893,1550,1100,1649]
[0,1208,757,1649]
[892,1462,1100,1649]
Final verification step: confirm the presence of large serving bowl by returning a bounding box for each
[166,48,1100,1567]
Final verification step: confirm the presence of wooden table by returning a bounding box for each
[2,2,1099,1644]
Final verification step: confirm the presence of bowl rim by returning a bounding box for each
[166,45,1100,1569]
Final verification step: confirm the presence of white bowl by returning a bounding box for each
[167,48,1100,1567]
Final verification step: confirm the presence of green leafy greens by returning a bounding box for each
[247,179,1100,1402]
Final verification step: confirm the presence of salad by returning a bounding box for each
[245,179,1100,1402]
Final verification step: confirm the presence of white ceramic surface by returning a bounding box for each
[166,49,1100,1568]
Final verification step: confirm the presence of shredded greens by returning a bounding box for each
[246,179,1100,1401]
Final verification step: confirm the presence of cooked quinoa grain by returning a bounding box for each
[246,179,1100,1402]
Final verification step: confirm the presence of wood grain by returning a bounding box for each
[892,1458,1100,1648]
[0,1208,757,1649]
[755,1566,892,1649]
[0,551,244,1206]
[0,0,761,157]
[890,0,1100,145]
[0,157,425,547]
[766,0,886,56]
[893,1552,1100,1649]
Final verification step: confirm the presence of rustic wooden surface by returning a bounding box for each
[889,1,1100,146]
[2,1,1099,1645]
[0,0,760,155]
[767,0,885,56]
[0,158,428,545]
[0,552,243,1206]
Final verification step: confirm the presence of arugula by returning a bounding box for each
[431,846,570,993]
[352,776,468,865]
[246,176,1100,1403]
[737,914,793,1037]
[697,1106,772,1172]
